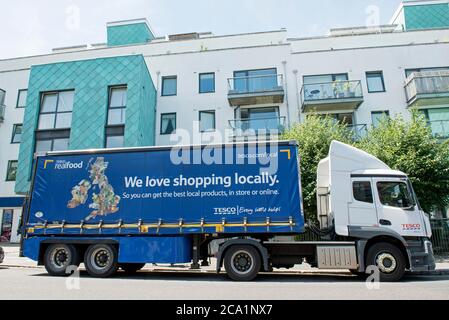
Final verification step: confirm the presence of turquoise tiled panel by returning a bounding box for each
[107,23,154,47]
[404,3,449,30]
[15,55,156,194]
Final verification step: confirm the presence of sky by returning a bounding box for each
[0,0,403,59]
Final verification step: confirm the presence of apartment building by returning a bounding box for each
[0,0,448,242]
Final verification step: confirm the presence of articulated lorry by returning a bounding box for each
[20,140,435,281]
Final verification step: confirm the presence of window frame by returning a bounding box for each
[366,71,386,93]
[371,110,390,128]
[11,123,23,144]
[161,76,178,97]
[376,181,416,209]
[34,129,71,153]
[352,180,374,204]
[160,113,177,135]
[199,110,216,133]
[6,160,18,182]
[16,89,28,108]
[104,125,125,149]
[199,73,215,94]
[37,90,75,130]
[107,85,127,126]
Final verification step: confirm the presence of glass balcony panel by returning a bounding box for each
[303,80,363,102]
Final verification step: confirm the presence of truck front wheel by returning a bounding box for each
[224,245,261,281]
[44,244,80,277]
[84,244,119,278]
[366,242,406,282]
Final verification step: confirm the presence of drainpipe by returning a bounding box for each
[155,71,161,145]
[282,61,291,129]
[293,69,301,124]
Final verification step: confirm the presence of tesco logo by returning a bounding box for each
[402,224,421,230]
[213,207,237,215]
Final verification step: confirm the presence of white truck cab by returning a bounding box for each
[317,141,435,280]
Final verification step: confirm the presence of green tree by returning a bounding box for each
[357,112,449,213]
[282,115,353,221]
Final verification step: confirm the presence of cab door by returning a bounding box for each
[348,178,378,226]
[372,178,427,237]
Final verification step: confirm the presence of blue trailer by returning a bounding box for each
[21,141,306,280]
[21,140,434,281]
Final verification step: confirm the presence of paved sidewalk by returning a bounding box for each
[2,244,449,275]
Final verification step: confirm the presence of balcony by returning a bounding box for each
[428,120,449,139]
[405,71,449,108]
[229,117,286,141]
[301,80,364,112]
[0,105,5,123]
[227,74,285,106]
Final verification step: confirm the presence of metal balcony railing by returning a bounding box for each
[0,105,5,123]
[228,74,284,94]
[301,80,363,103]
[428,120,449,139]
[229,116,286,136]
[405,71,449,104]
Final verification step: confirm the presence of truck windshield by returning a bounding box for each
[377,181,416,209]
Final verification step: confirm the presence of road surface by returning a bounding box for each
[1,265,449,300]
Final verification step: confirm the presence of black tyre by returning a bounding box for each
[44,244,80,277]
[84,244,119,278]
[366,242,406,282]
[120,263,146,273]
[224,245,261,281]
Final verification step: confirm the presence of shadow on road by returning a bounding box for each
[27,269,449,283]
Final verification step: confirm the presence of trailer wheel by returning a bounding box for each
[224,245,261,281]
[84,244,119,278]
[366,242,406,282]
[44,244,80,277]
[120,263,146,273]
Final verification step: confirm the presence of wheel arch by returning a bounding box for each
[364,236,410,270]
[216,238,269,272]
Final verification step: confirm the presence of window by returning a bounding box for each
[35,138,70,153]
[366,72,385,93]
[405,67,449,78]
[11,124,23,144]
[1,209,13,242]
[105,125,125,149]
[16,89,28,108]
[199,73,215,93]
[233,68,278,93]
[6,160,18,182]
[0,89,5,106]
[162,76,177,96]
[317,113,354,125]
[238,107,280,131]
[161,113,176,135]
[199,110,216,132]
[107,86,127,125]
[371,111,390,128]
[353,181,373,203]
[35,129,71,153]
[377,181,415,208]
[38,91,74,130]
[421,107,449,138]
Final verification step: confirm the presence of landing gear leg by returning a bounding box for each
[191,235,201,270]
